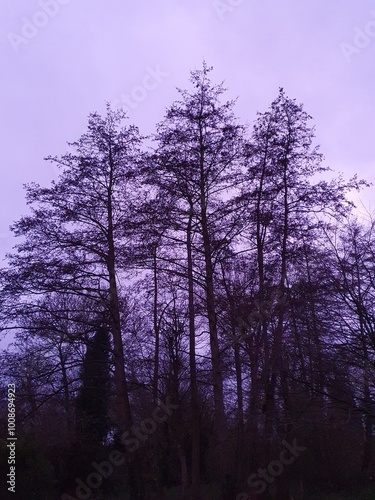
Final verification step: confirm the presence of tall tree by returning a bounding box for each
[147,63,246,482]
[241,88,366,465]
[0,106,143,439]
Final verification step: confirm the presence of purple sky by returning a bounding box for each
[1,0,374,263]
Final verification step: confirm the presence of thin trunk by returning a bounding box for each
[58,342,73,440]
[247,329,262,469]
[276,159,291,416]
[264,157,290,458]
[107,157,144,498]
[234,340,245,481]
[152,248,160,403]
[220,262,245,480]
[362,358,373,471]
[255,148,272,462]
[303,243,325,393]
[108,198,132,433]
[198,123,227,478]
[360,321,373,471]
[178,443,189,499]
[200,184,227,477]
[187,206,201,493]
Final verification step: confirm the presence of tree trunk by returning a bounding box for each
[152,248,160,403]
[107,160,144,498]
[107,210,133,433]
[187,206,201,494]
[200,194,227,478]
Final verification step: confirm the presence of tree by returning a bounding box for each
[0,69,373,499]
[241,89,365,455]
[147,63,246,482]
[0,105,143,440]
[327,216,375,472]
[76,326,111,446]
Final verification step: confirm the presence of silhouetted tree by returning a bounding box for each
[76,326,111,446]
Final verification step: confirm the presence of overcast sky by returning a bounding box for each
[1,0,374,263]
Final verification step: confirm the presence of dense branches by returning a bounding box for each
[0,68,373,500]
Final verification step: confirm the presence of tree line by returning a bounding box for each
[0,64,374,499]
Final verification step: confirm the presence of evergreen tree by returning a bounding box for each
[76,327,111,445]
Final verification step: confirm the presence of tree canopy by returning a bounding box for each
[0,65,373,500]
